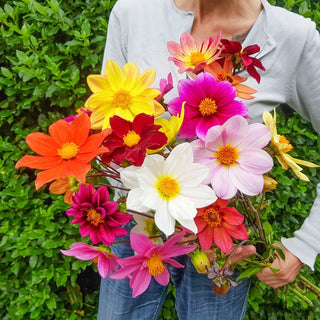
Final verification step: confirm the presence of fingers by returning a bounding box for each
[230,245,256,265]
[256,245,303,288]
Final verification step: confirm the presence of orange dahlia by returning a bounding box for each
[15,114,110,190]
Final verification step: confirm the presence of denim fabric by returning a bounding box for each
[97,222,250,320]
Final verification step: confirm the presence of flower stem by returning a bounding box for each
[127,209,154,219]
[288,283,313,306]
[298,274,320,297]
[244,195,266,244]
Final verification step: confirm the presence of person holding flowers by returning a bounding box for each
[15,0,320,319]
[93,0,320,319]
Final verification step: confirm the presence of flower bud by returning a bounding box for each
[191,250,211,274]
[212,280,230,295]
[263,175,277,191]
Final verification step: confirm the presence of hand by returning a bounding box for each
[256,243,304,288]
[229,244,256,265]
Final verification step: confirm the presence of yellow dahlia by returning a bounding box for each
[85,60,165,130]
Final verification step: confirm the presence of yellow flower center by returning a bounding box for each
[86,208,104,227]
[57,142,79,159]
[199,98,218,117]
[112,90,132,109]
[203,207,222,228]
[155,175,180,200]
[216,145,239,166]
[147,255,165,276]
[123,130,141,148]
[278,135,293,153]
[218,73,234,84]
[190,51,206,66]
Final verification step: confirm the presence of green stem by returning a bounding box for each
[298,274,320,297]
[288,283,313,306]
[244,195,266,244]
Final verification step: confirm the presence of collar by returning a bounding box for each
[243,0,276,59]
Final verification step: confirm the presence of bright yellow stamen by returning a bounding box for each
[203,207,222,228]
[112,90,132,108]
[216,145,239,166]
[278,135,293,153]
[57,142,79,159]
[199,98,218,116]
[147,255,165,276]
[217,73,234,84]
[155,175,180,200]
[86,208,104,227]
[190,51,206,66]
[123,130,141,148]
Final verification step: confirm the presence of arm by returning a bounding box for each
[258,20,320,286]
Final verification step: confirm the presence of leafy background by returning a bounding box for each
[0,0,319,319]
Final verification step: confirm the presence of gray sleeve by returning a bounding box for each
[282,20,320,270]
[287,20,320,134]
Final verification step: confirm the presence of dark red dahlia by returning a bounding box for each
[101,113,167,166]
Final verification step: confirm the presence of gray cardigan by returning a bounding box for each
[102,0,320,270]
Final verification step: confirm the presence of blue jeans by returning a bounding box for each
[97,222,250,320]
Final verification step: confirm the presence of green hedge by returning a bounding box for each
[0,1,319,319]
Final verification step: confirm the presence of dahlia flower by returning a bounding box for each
[194,199,248,253]
[110,230,197,297]
[85,60,165,130]
[204,58,257,100]
[61,242,119,278]
[15,114,110,190]
[167,32,222,73]
[191,115,273,199]
[120,143,217,236]
[101,113,167,166]
[221,39,265,83]
[263,109,319,181]
[66,184,132,245]
[168,72,248,140]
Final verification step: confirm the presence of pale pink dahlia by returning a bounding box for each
[168,72,248,140]
[61,242,119,278]
[110,230,197,297]
[66,184,132,245]
[191,115,273,199]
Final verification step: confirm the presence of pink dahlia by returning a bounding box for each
[110,230,197,297]
[66,184,132,245]
[61,242,119,278]
[167,32,221,74]
[168,72,248,140]
[191,115,273,199]
[194,199,248,253]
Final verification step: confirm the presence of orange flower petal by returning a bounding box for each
[26,132,59,156]
[49,119,73,145]
[79,129,111,154]
[70,114,91,146]
[15,155,61,170]
[34,160,90,190]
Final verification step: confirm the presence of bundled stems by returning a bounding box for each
[244,194,266,244]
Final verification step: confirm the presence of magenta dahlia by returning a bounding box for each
[66,184,132,245]
[168,72,248,140]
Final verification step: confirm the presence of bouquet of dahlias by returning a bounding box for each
[16,32,320,305]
